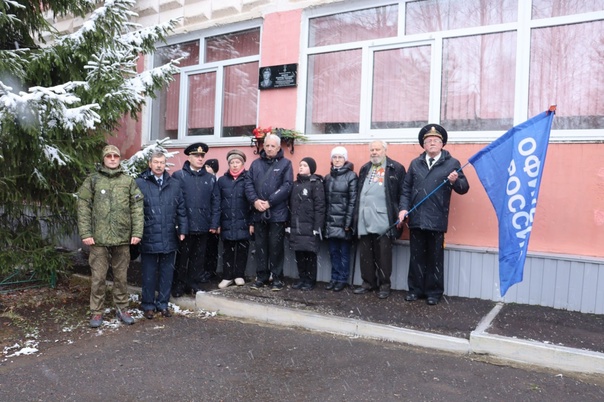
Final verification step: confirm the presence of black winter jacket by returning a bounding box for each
[217,170,252,241]
[288,174,326,253]
[244,148,293,223]
[354,157,406,239]
[399,149,469,232]
[136,170,188,254]
[172,161,220,233]
[324,162,358,240]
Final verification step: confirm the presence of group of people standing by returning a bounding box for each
[77,123,469,328]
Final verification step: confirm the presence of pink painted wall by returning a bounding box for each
[257,9,301,129]
[113,9,604,261]
[158,141,604,260]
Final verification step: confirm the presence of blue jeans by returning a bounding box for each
[328,238,351,283]
[141,251,176,311]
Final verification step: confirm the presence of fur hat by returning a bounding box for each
[330,146,348,161]
[418,124,448,147]
[301,157,317,175]
[226,149,247,163]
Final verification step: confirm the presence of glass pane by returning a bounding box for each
[532,0,604,19]
[372,46,431,129]
[308,5,398,47]
[529,21,604,129]
[154,40,200,67]
[441,32,516,130]
[187,72,216,136]
[151,41,200,140]
[306,50,362,134]
[406,0,517,35]
[222,62,259,138]
[205,28,260,62]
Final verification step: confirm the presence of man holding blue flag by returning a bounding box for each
[468,108,555,296]
[399,124,470,305]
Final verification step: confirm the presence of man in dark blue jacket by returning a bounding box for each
[398,124,469,306]
[136,151,187,318]
[171,143,220,296]
[244,134,293,291]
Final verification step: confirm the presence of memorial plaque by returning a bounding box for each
[258,64,297,89]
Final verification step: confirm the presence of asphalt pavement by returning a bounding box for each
[1,314,603,401]
[187,289,604,377]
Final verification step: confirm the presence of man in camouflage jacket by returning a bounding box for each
[77,145,144,328]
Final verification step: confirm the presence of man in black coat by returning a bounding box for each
[398,124,469,306]
[353,140,406,299]
[136,151,187,319]
[171,142,220,296]
[244,134,293,291]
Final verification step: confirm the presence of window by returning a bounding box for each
[371,45,431,129]
[441,32,516,131]
[305,5,398,135]
[153,41,199,140]
[529,20,604,129]
[150,27,260,142]
[304,1,603,139]
[308,5,398,47]
[306,50,362,134]
[532,0,604,19]
[405,0,517,34]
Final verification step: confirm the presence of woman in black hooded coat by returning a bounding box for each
[288,157,326,290]
[323,146,358,291]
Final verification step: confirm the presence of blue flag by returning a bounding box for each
[468,110,555,296]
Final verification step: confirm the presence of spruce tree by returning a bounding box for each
[0,0,180,283]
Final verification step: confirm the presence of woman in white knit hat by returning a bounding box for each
[323,146,358,292]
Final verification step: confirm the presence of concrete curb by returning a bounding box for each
[470,332,604,375]
[78,275,603,376]
[188,291,604,376]
[194,292,470,353]
[469,303,604,375]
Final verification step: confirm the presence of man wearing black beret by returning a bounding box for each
[398,124,469,306]
[171,142,220,296]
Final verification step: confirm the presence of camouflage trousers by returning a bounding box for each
[89,244,130,315]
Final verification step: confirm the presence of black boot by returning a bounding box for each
[300,273,315,290]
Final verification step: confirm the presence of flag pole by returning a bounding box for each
[378,162,470,238]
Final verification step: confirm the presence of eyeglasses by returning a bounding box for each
[104,154,120,159]
[331,156,345,159]
[424,138,442,144]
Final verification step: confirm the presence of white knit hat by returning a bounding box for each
[330,146,348,160]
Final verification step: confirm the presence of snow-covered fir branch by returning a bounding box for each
[59,0,138,47]
[121,138,178,178]
[0,81,100,131]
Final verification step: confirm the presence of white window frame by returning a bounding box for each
[145,20,262,148]
[298,0,604,143]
